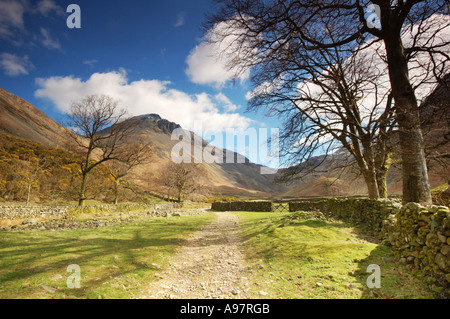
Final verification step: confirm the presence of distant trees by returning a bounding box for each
[0,131,150,204]
[65,94,135,206]
[158,162,206,202]
[0,134,80,203]
[206,0,449,203]
[107,140,152,204]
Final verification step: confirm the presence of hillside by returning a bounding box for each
[0,87,72,149]
[0,89,284,198]
[110,114,284,198]
[0,84,447,201]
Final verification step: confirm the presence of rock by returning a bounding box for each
[22,218,37,225]
[259,291,268,296]
[381,256,396,263]
[40,285,57,294]
[51,274,63,281]
[437,232,447,243]
[442,245,450,257]
[435,253,449,272]
[231,289,239,295]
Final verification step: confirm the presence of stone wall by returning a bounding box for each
[288,198,449,297]
[382,202,450,295]
[0,203,177,220]
[211,201,273,212]
[289,198,401,235]
[0,205,70,219]
[212,197,450,296]
[0,203,184,231]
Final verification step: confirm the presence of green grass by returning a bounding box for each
[234,211,435,299]
[0,213,215,299]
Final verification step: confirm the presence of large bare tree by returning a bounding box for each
[206,0,449,204]
[65,94,133,206]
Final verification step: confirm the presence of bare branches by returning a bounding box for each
[158,162,207,202]
[207,0,448,202]
[64,94,136,206]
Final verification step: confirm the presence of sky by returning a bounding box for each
[0,0,281,166]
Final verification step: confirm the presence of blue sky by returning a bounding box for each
[0,0,281,166]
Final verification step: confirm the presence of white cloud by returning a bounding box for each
[35,0,64,17]
[0,53,33,76]
[0,0,64,45]
[83,59,99,67]
[174,12,185,27]
[214,92,240,112]
[185,21,251,88]
[0,0,25,38]
[34,69,254,133]
[39,27,61,50]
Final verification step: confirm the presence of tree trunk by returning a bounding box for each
[383,34,432,204]
[376,171,388,199]
[26,182,31,206]
[375,153,391,199]
[363,170,380,199]
[78,172,88,207]
[113,178,121,205]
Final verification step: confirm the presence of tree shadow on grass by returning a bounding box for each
[349,244,436,299]
[0,220,203,298]
[235,211,435,298]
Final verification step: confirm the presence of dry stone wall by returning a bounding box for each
[212,197,450,296]
[211,201,273,212]
[382,202,450,295]
[289,198,402,235]
[289,198,450,297]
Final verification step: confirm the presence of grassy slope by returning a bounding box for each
[0,213,215,299]
[234,211,435,299]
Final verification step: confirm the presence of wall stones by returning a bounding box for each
[382,202,450,296]
[211,201,273,212]
[289,198,402,235]
[212,197,450,296]
[0,203,182,232]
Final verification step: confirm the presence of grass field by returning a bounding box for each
[0,213,216,299]
[0,209,436,299]
[234,211,435,299]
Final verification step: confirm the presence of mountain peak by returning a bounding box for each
[130,113,181,134]
[135,113,162,121]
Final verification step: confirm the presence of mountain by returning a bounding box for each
[0,84,447,200]
[0,87,285,198]
[0,87,72,149]
[113,114,285,198]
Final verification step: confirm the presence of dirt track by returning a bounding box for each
[145,211,265,299]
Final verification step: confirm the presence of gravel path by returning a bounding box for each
[145,211,263,299]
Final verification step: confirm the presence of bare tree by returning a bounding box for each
[158,162,206,202]
[206,0,449,204]
[65,94,132,206]
[107,140,153,204]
